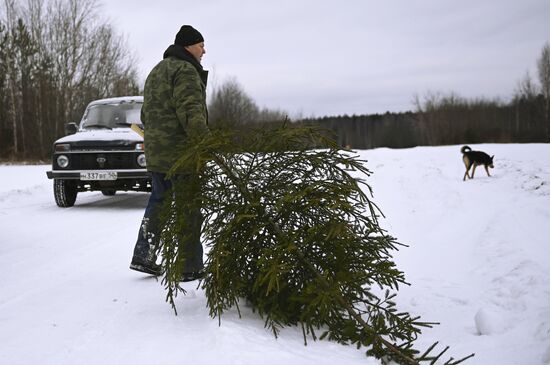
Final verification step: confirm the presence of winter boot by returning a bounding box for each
[180,269,205,282]
[130,256,162,276]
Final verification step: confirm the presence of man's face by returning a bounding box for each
[185,42,206,63]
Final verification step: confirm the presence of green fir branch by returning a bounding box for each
[157,124,474,364]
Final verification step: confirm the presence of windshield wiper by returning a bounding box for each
[115,122,137,127]
[84,124,112,130]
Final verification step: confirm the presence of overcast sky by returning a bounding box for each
[103,0,550,117]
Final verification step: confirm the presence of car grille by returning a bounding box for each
[70,140,137,151]
[55,152,141,170]
[71,145,136,151]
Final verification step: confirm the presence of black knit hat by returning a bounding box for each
[174,25,204,47]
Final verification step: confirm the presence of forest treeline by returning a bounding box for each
[1,0,549,161]
[299,90,549,149]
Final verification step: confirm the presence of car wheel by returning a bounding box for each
[101,189,117,196]
[54,179,78,207]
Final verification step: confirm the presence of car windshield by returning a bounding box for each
[80,101,143,130]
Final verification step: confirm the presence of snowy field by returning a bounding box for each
[1,143,549,365]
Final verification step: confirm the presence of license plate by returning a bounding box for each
[80,171,118,180]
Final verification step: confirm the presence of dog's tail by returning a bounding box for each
[461,145,471,154]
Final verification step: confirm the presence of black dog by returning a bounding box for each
[461,146,494,181]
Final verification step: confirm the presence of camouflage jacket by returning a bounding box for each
[141,44,209,173]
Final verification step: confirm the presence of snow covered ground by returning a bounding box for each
[1,143,549,365]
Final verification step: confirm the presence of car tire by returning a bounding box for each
[101,189,117,196]
[54,179,78,207]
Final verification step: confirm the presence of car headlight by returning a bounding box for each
[55,143,71,152]
[57,155,69,168]
[137,154,146,167]
[135,143,144,151]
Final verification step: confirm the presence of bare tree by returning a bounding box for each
[208,77,289,127]
[514,71,539,101]
[208,77,259,126]
[2,0,19,157]
[411,92,423,113]
[537,42,550,139]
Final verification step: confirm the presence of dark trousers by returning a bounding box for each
[132,171,204,273]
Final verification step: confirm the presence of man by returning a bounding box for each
[130,25,208,281]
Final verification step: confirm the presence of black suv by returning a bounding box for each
[47,96,151,207]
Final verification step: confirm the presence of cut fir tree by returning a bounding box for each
[157,124,474,365]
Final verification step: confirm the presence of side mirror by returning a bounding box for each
[65,122,78,135]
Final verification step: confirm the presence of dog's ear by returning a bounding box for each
[491,155,494,160]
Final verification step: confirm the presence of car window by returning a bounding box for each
[81,102,143,130]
